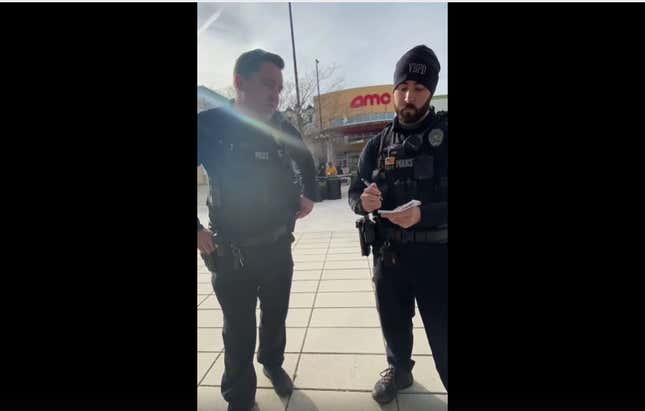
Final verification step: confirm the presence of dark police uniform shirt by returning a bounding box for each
[198,104,316,239]
[348,110,448,230]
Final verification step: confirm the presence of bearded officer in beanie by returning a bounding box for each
[348,45,448,404]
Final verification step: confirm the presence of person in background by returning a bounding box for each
[325,161,338,176]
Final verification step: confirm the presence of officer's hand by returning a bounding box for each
[296,196,314,219]
[197,228,216,255]
[360,183,382,213]
[381,206,421,229]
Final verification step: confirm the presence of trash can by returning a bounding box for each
[326,177,341,200]
[349,173,359,188]
[315,177,327,202]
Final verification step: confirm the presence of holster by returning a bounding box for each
[201,234,245,273]
[355,215,376,257]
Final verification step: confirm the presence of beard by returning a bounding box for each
[395,96,431,124]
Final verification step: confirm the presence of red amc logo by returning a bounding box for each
[350,93,391,108]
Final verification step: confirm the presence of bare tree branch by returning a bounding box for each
[279,63,343,112]
[278,63,343,137]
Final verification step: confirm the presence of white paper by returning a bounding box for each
[377,199,422,215]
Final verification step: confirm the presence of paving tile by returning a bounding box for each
[318,280,373,292]
[327,246,362,254]
[198,274,211,283]
[202,353,299,388]
[309,308,380,327]
[302,328,384,354]
[314,292,375,308]
[295,244,329,250]
[297,237,331,242]
[198,328,224,352]
[198,352,219,383]
[412,328,432,355]
[292,254,326,262]
[286,292,316,308]
[197,328,224,352]
[198,282,214,295]
[324,254,367,262]
[330,232,357,239]
[294,261,325,271]
[323,260,369,270]
[288,390,396,411]
[197,386,226,411]
[328,243,360,250]
[293,248,331,255]
[290,280,319,293]
[198,295,220,309]
[198,309,223,328]
[329,238,359,245]
[327,247,361,255]
[329,234,359,240]
[329,241,361,248]
[298,232,332,239]
[294,354,387,390]
[398,393,448,411]
[198,295,210,306]
[292,270,322,280]
[413,307,425,328]
[320,269,371,280]
[296,238,331,245]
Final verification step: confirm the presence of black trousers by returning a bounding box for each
[204,235,294,408]
[373,243,448,391]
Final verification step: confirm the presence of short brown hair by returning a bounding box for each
[234,49,285,78]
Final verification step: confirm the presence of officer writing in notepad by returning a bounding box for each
[348,45,448,404]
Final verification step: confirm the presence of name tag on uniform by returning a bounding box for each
[255,151,269,160]
[385,156,396,166]
[396,159,414,168]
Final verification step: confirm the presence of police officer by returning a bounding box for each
[197,49,317,411]
[349,45,448,404]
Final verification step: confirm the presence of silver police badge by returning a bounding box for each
[428,129,444,147]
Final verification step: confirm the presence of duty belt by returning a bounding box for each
[380,227,448,244]
[236,224,290,247]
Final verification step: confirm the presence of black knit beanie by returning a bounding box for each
[393,45,441,95]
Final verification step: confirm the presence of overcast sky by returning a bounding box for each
[198,2,447,96]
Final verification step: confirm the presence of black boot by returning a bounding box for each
[372,366,414,404]
[262,366,294,397]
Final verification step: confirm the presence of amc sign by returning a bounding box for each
[350,93,392,108]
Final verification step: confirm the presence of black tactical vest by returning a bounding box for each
[373,111,448,224]
[206,114,302,240]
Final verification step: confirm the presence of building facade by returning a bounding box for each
[309,85,447,173]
